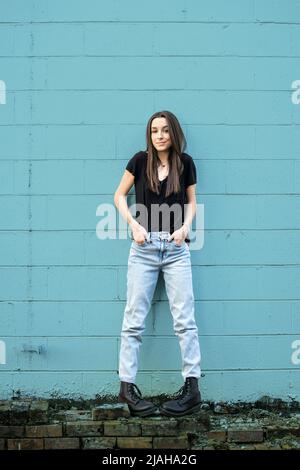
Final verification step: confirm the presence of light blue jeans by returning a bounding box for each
[118,231,201,384]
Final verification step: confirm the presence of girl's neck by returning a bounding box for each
[157,151,169,167]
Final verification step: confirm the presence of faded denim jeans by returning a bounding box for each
[118,231,201,383]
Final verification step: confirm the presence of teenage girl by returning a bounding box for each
[114,110,201,417]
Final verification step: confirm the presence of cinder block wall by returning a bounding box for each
[0,0,300,401]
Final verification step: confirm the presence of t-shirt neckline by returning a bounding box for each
[158,175,168,183]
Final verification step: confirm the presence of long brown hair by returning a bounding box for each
[145,110,186,197]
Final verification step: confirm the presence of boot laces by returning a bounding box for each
[128,383,142,401]
[172,379,192,402]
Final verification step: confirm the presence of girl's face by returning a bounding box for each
[151,117,172,152]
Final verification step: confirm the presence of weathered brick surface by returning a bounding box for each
[9,401,30,425]
[29,400,49,424]
[92,404,130,420]
[117,437,153,449]
[141,418,178,436]
[227,429,264,443]
[7,438,44,450]
[254,443,275,450]
[104,420,141,437]
[54,410,91,422]
[30,400,49,412]
[65,421,104,436]
[44,437,80,449]
[229,444,256,450]
[1,398,300,450]
[81,437,117,449]
[10,401,30,411]
[26,424,63,438]
[266,426,300,438]
[207,430,227,442]
[0,403,11,425]
[28,413,48,424]
[153,436,189,449]
[177,415,210,432]
[0,401,11,408]
[0,425,24,438]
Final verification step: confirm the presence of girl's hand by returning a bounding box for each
[168,225,189,246]
[130,221,148,245]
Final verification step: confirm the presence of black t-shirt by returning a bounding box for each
[125,150,197,243]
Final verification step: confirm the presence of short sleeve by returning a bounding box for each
[125,151,143,180]
[184,154,197,188]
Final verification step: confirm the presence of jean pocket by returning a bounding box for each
[133,240,147,247]
[172,240,186,247]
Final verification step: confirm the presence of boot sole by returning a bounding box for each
[159,402,202,417]
[129,406,158,417]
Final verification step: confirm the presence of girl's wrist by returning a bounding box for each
[182,223,190,236]
[129,219,139,228]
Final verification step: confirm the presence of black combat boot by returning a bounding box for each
[160,377,201,416]
[118,381,158,417]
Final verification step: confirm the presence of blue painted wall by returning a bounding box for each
[1,0,300,402]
